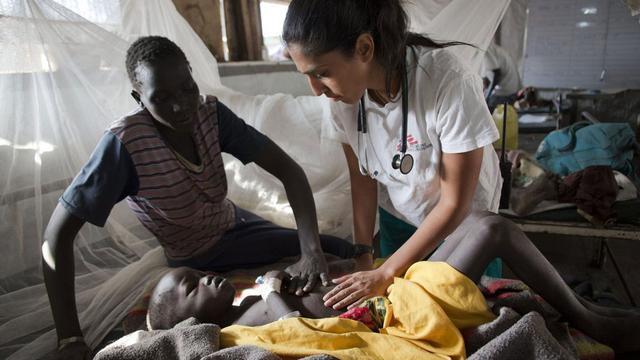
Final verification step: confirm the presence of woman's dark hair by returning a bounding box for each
[283,0,469,94]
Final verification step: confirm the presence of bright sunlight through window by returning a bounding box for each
[260,1,289,60]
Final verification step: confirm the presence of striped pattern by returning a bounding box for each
[110,95,235,260]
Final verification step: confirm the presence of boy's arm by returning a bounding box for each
[264,292,297,320]
[259,271,297,320]
[42,203,91,359]
[252,139,329,295]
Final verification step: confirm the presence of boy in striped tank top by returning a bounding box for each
[42,36,367,360]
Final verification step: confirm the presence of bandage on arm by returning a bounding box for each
[256,276,297,320]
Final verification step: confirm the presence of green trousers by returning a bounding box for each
[378,207,502,278]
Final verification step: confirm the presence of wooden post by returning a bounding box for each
[224,0,264,61]
[172,0,226,61]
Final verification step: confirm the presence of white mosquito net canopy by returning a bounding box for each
[0,0,508,358]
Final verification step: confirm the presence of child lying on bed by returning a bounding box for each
[148,213,640,358]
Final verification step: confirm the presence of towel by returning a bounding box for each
[95,318,220,360]
[96,317,339,360]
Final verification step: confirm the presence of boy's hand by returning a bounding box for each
[285,253,330,296]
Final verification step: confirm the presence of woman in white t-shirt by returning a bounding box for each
[280,1,640,350]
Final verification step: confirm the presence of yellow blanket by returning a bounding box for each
[220,262,495,360]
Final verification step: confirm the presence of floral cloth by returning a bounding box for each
[338,296,388,332]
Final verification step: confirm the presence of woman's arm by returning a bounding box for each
[252,138,329,294]
[377,148,484,277]
[324,148,484,309]
[342,144,378,270]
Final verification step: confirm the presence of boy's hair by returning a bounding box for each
[125,36,189,87]
[146,288,181,330]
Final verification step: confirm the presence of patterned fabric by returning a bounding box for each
[338,296,388,332]
[110,95,235,260]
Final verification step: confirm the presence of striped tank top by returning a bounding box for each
[109,95,235,260]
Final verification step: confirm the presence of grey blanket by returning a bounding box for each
[465,278,580,360]
[94,318,336,360]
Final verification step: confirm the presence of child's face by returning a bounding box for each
[156,267,235,324]
[134,57,200,134]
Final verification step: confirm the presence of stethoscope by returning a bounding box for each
[357,56,413,176]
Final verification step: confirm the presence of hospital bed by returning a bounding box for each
[504,92,640,308]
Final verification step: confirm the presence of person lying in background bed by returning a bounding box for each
[147,214,640,358]
[41,36,364,360]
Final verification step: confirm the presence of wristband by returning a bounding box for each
[58,336,85,351]
[255,276,282,301]
[352,244,374,258]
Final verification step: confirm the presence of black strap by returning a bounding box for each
[500,101,508,162]
[499,101,512,209]
[400,52,409,154]
[358,49,408,146]
[358,96,367,133]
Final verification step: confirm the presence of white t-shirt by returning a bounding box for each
[323,46,502,227]
[482,43,522,96]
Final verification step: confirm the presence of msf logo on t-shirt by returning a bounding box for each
[396,134,432,152]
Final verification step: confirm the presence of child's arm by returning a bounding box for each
[252,139,329,294]
[264,292,298,320]
[259,271,298,320]
[42,203,91,359]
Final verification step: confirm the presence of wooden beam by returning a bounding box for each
[224,0,264,61]
[172,0,225,61]
[261,0,291,5]
[514,219,640,241]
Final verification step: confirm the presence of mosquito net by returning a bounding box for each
[0,0,508,358]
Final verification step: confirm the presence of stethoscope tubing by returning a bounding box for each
[357,51,411,176]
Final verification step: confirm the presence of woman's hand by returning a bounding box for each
[322,268,394,310]
[285,253,330,296]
